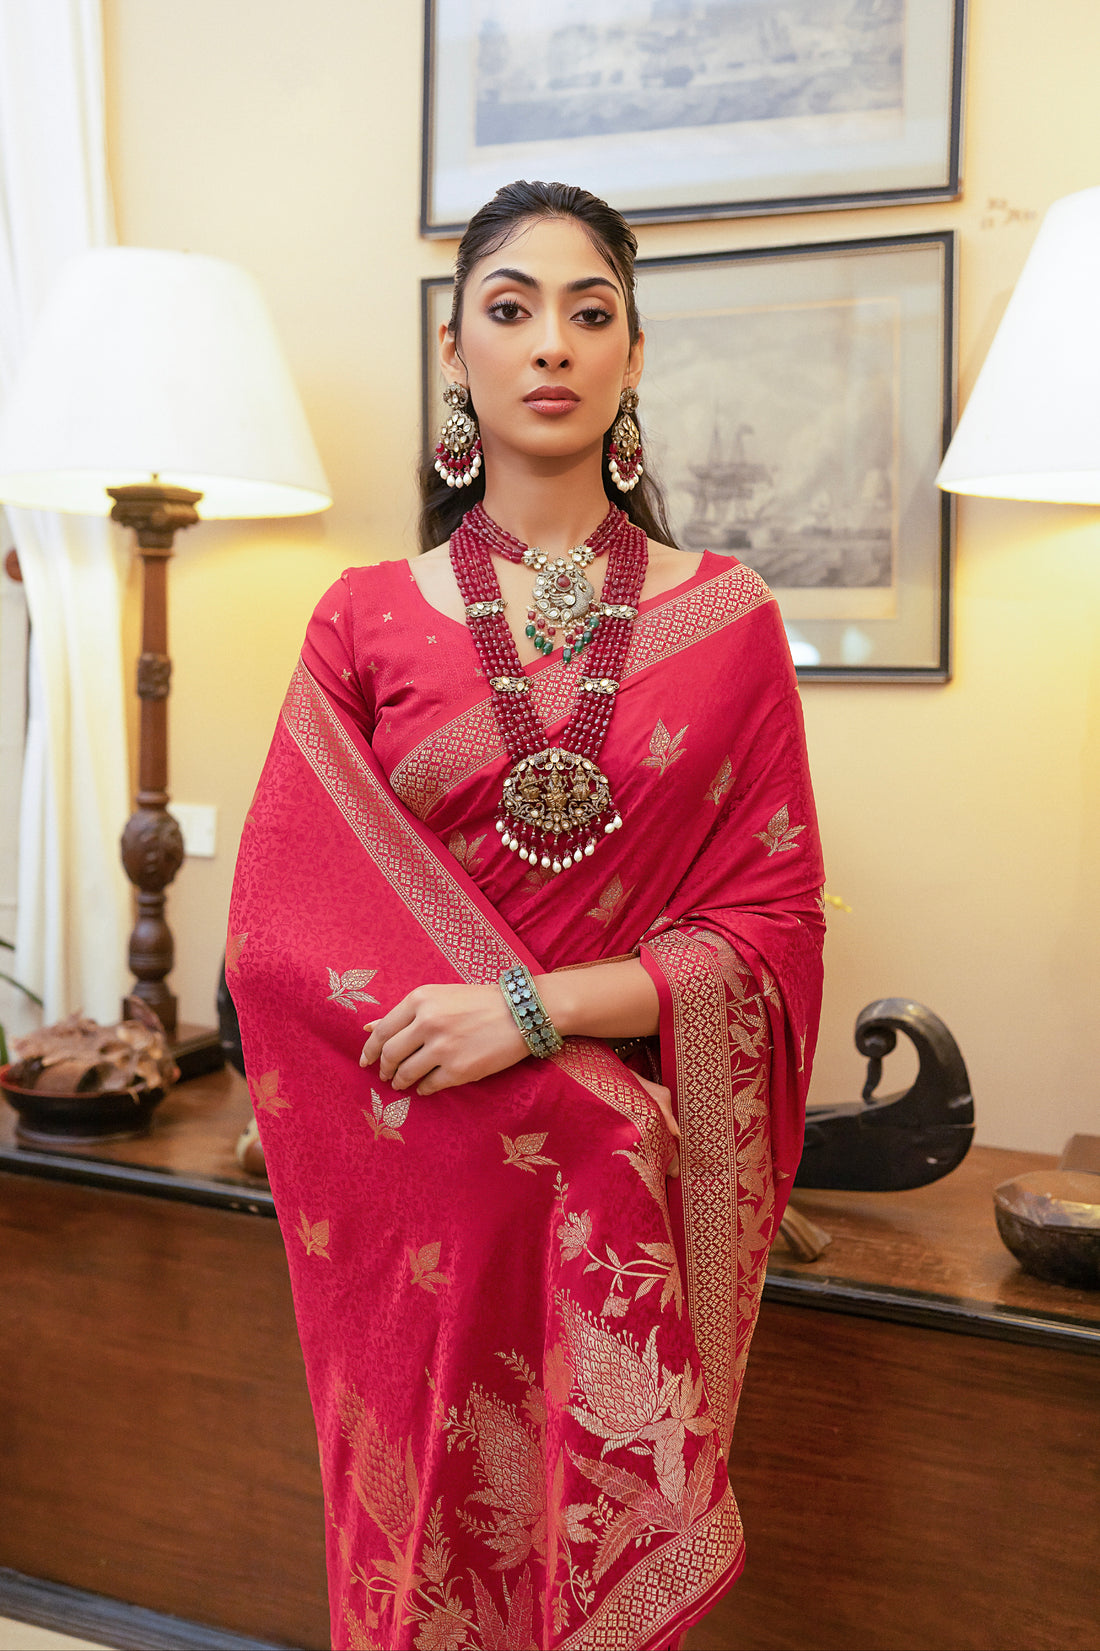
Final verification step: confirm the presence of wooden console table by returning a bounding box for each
[1,1072,1097,1651]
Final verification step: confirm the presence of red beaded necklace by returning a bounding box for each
[450,502,648,876]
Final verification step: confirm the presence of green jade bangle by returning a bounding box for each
[499,964,563,1058]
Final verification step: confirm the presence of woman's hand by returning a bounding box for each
[359,983,528,1096]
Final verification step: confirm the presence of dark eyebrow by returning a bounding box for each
[478,266,620,298]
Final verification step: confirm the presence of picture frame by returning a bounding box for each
[421,0,966,237]
[421,229,955,681]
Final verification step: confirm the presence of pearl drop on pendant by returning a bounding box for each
[540,855,551,869]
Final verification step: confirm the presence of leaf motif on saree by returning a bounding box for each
[445,829,487,875]
[326,965,380,1011]
[500,1130,558,1173]
[704,756,734,806]
[251,1069,289,1116]
[613,1132,670,1208]
[365,1089,411,1143]
[586,873,634,926]
[407,1240,449,1294]
[296,1209,331,1259]
[641,718,689,776]
[469,1565,535,1651]
[568,1431,721,1581]
[753,804,806,856]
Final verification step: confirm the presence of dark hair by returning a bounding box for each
[417,180,677,553]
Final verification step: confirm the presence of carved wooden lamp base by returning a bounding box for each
[110,482,223,1081]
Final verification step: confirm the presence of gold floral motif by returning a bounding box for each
[704,757,733,807]
[558,1297,713,1489]
[754,804,806,857]
[469,1565,536,1651]
[445,829,486,874]
[296,1210,331,1259]
[569,1431,720,1582]
[326,966,380,1011]
[251,1069,289,1116]
[555,1176,682,1318]
[407,1240,449,1294]
[586,873,634,927]
[365,1089,410,1143]
[500,1131,558,1173]
[640,719,688,776]
[444,1371,548,1571]
[389,562,772,820]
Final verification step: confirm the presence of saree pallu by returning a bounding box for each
[229,552,824,1651]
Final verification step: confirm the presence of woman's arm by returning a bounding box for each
[536,957,659,1041]
[359,956,658,1097]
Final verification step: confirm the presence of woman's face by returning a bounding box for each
[439,215,643,470]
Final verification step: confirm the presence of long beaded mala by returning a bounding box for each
[450,502,648,876]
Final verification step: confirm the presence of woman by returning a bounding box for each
[229,180,824,1651]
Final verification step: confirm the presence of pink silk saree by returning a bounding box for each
[228,550,824,1651]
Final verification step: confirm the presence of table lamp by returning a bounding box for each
[0,248,331,1069]
[936,185,1100,502]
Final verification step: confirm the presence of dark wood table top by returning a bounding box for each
[774,1147,1100,1353]
[3,1071,1097,1351]
[0,1065,273,1215]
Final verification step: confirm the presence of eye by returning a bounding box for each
[486,298,527,323]
[575,305,613,327]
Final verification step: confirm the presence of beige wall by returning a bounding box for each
[103,0,1100,1153]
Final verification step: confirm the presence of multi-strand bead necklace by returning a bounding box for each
[450,502,648,875]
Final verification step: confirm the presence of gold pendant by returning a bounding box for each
[496,748,622,874]
[529,559,596,629]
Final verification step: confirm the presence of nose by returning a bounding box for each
[532,314,571,372]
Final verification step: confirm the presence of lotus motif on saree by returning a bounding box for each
[228,552,825,1650]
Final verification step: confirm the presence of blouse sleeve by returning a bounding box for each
[299,569,376,740]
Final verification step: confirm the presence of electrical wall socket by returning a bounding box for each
[170,802,217,858]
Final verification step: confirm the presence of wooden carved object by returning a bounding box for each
[109,483,201,1038]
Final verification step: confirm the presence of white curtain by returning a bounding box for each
[0,0,131,1022]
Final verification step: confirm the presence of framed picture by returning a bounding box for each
[421,0,966,237]
[422,230,955,681]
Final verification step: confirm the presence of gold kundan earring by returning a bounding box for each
[607,386,643,492]
[434,383,483,488]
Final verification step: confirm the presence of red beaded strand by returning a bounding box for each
[450,503,648,874]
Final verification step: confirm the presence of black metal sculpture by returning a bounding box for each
[795,999,974,1192]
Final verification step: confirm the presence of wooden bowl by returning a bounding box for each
[994,1170,1100,1290]
[0,1062,166,1146]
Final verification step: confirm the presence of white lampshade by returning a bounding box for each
[936,185,1100,504]
[0,247,331,518]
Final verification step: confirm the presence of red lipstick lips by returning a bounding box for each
[523,386,580,415]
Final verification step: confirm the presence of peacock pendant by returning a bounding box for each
[523,547,600,661]
[497,747,622,874]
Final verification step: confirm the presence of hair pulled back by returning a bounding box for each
[417,180,676,554]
